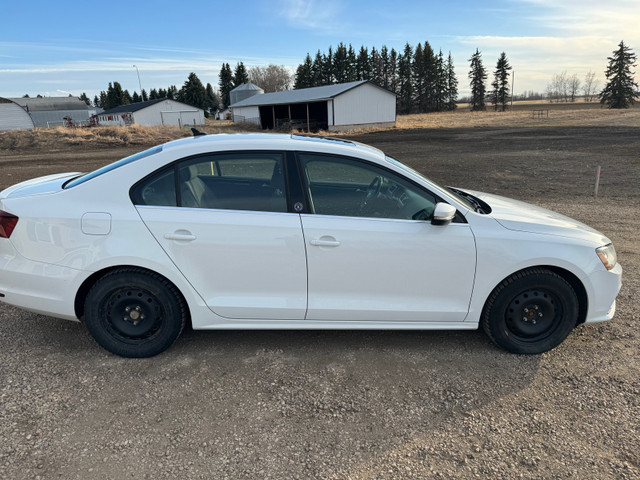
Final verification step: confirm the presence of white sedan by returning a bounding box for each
[0,133,621,357]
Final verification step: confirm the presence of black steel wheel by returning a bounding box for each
[481,268,579,354]
[84,268,186,358]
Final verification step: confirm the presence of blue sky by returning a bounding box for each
[1,0,638,99]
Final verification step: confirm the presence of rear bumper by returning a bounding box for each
[0,239,82,321]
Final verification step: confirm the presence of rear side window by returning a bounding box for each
[132,152,287,213]
[130,167,176,207]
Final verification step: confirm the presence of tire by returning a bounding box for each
[481,268,579,354]
[84,268,186,358]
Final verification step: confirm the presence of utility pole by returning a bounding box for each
[133,65,143,101]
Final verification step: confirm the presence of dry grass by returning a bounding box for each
[1,103,639,153]
[0,120,260,152]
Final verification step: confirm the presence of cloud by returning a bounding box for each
[277,0,345,34]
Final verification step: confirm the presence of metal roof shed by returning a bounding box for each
[230,80,396,132]
[9,96,92,127]
[0,97,35,131]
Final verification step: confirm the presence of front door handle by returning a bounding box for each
[164,231,196,242]
[310,236,341,247]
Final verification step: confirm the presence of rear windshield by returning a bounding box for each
[63,145,163,189]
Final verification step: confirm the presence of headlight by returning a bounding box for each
[596,244,617,271]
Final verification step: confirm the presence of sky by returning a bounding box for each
[1,0,639,100]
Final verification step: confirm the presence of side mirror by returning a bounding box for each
[431,203,457,226]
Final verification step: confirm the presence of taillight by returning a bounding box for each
[0,210,19,238]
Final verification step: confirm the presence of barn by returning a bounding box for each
[9,96,96,128]
[230,80,396,132]
[97,99,204,127]
[0,97,35,131]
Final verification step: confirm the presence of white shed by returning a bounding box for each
[230,80,396,132]
[0,97,35,131]
[97,99,204,127]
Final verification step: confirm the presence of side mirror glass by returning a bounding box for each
[431,203,456,226]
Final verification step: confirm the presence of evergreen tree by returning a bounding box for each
[468,49,487,111]
[141,89,148,102]
[491,52,512,111]
[600,41,639,109]
[333,43,349,83]
[178,72,207,110]
[218,63,234,107]
[149,88,159,100]
[93,95,99,108]
[434,50,447,112]
[123,89,132,105]
[346,44,357,81]
[324,46,334,85]
[422,41,437,112]
[370,46,384,87]
[158,88,167,99]
[205,83,220,111]
[356,46,371,81]
[412,43,426,112]
[79,92,90,105]
[99,91,107,109]
[380,45,390,90]
[104,82,128,110]
[166,85,178,100]
[311,50,325,86]
[445,52,458,110]
[132,91,141,103]
[233,62,249,87]
[295,54,314,89]
[388,48,399,94]
[397,43,414,113]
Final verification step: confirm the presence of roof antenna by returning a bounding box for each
[191,127,206,136]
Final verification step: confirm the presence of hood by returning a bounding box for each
[0,172,81,200]
[466,190,610,244]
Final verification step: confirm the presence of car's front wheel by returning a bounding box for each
[481,268,579,354]
[84,268,186,358]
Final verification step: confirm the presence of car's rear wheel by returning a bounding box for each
[84,268,186,358]
[481,268,579,354]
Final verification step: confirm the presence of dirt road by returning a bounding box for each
[1,126,639,479]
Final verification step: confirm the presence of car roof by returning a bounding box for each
[161,133,387,162]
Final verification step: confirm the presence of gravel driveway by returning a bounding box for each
[1,126,639,479]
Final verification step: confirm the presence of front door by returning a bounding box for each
[298,153,476,322]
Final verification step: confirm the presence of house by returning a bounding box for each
[97,99,204,127]
[230,80,396,131]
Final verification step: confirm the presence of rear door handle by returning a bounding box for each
[164,231,196,242]
[310,237,341,247]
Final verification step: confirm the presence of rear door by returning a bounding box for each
[134,152,308,320]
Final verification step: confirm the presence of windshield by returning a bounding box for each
[64,145,163,189]
[385,156,476,211]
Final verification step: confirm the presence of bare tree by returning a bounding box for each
[248,65,293,93]
[583,71,599,102]
[568,73,581,102]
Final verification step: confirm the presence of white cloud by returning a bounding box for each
[277,0,345,34]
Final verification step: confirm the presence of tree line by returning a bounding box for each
[27,40,636,115]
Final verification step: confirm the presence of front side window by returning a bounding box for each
[132,152,287,213]
[299,154,437,220]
